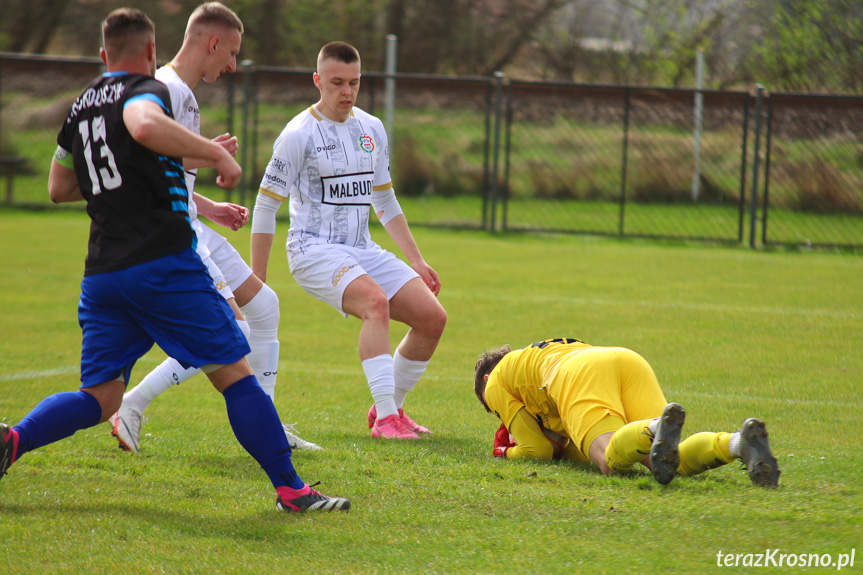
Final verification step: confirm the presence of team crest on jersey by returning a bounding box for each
[358,134,375,153]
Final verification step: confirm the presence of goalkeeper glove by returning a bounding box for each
[493,423,516,458]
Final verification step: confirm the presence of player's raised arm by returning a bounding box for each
[123,99,241,189]
[183,133,239,170]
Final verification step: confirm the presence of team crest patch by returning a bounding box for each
[358,134,375,153]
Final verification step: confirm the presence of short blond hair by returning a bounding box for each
[187,2,244,36]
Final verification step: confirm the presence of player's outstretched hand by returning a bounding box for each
[206,202,249,231]
[493,423,516,458]
[213,133,239,157]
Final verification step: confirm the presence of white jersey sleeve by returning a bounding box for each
[259,116,305,203]
[155,65,201,220]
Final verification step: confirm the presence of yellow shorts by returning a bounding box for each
[546,347,667,459]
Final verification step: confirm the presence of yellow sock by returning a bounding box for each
[678,432,734,476]
[605,419,654,473]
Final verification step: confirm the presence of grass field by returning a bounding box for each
[0,209,861,574]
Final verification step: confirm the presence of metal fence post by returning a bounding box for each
[239,59,253,207]
[737,96,750,244]
[384,35,397,152]
[481,82,492,229]
[618,88,631,236]
[692,48,704,201]
[0,61,4,155]
[502,81,514,231]
[761,94,775,247]
[251,68,260,198]
[749,84,764,248]
[489,71,505,232]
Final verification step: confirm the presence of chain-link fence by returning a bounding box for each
[2,53,861,250]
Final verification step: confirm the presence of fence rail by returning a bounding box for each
[1,53,861,250]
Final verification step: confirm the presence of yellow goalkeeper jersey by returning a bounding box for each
[484,338,590,437]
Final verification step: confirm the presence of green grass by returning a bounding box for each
[1,209,862,574]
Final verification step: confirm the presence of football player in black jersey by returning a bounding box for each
[0,8,349,513]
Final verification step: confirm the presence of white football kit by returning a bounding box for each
[155,65,252,296]
[256,105,418,315]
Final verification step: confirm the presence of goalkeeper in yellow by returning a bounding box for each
[474,338,780,487]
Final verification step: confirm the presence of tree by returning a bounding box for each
[751,0,863,93]
[0,0,72,53]
[385,0,576,75]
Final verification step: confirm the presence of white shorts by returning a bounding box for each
[288,243,419,317]
[193,220,254,300]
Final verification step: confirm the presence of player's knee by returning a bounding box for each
[425,306,447,339]
[363,289,391,321]
[242,282,280,326]
[257,283,280,321]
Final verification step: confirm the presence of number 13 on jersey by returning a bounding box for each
[79,116,122,195]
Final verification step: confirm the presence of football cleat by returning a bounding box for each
[0,423,20,481]
[109,403,146,453]
[739,418,780,488]
[368,404,431,435]
[371,413,420,440]
[282,422,323,451]
[276,482,351,512]
[650,402,686,485]
[398,410,432,435]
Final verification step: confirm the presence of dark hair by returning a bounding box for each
[189,2,244,34]
[102,8,155,44]
[318,41,361,68]
[474,345,511,413]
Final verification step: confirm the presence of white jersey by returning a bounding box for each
[155,65,200,221]
[259,105,393,259]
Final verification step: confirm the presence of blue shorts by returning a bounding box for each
[78,248,250,388]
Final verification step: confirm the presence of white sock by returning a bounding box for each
[241,285,280,401]
[729,432,742,458]
[648,417,660,435]
[362,354,397,419]
[236,319,251,341]
[125,357,199,412]
[392,350,429,410]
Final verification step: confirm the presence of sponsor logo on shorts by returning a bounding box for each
[332,260,358,287]
[358,135,375,153]
[320,172,374,206]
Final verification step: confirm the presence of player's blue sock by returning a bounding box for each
[223,375,303,489]
[13,391,102,456]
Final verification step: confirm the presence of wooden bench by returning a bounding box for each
[0,155,26,204]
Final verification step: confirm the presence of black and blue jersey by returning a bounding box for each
[57,72,194,275]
